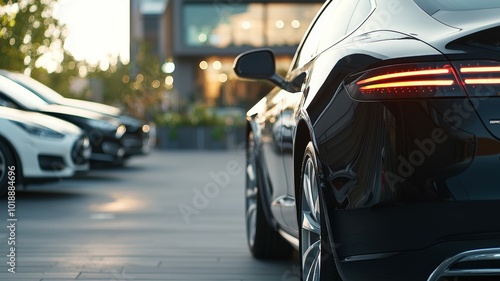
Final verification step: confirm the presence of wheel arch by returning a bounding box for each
[293,118,313,222]
[293,120,346,280]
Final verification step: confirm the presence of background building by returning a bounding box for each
[131,0,323,110]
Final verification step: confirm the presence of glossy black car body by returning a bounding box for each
[0,70,151,158]
[0,75,126,164]
[234,1,500,280]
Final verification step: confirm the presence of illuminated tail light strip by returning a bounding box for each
[454,61,500,96]
[464,78,500,85]
[346,61,500,100]
[460,66,500,73]
[356,68,451,85]
[346,62,465,100]
[360,80,455,90]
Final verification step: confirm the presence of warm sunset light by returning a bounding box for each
[55,0,130,65]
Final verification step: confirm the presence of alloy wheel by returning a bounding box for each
[301,156,322,281]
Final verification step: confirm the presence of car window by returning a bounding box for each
[293,0,367,70]
[293,1,339,69]
[0,94,21,109]
[347,0,372,33]
[0,75,48,111]
[317,0,363,54]
[4,72,64,104]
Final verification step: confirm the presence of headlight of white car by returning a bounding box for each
[11,121,65,139]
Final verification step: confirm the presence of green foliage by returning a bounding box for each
[0,0,67,73]
[86,61,130,105]
[0,0,87,98]
[86,43,167,120]
[154,104,245,128]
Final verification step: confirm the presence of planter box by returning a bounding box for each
[156,126,245,150]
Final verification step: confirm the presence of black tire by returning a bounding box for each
[0,140,16,196]
[245,131,293,259]
[300,142,341,280]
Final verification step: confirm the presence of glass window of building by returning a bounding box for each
[182,3,322,48]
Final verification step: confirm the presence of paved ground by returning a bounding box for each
[0,150,298,281]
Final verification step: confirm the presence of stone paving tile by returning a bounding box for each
[0,279,41,281]
[77,272,289,280]
[0,272,79,279]
[17,266,124,273]
[0,151,298,280]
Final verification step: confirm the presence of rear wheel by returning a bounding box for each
[246,131,292,259]
[300,142,341,280]
[0,140,15,196]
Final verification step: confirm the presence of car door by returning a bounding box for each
[258,87,290,227]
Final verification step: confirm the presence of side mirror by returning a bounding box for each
[233,49,289,90]
[234,49,276,79]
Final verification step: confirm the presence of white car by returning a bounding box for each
[0,70,153,157]
[0,107,91,195]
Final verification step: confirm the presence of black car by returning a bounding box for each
[0,75,126,164]
[234,1,500,280]
[0,70,151,158]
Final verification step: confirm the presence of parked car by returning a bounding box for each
[0,75,126,164]
[234,0,500,280]
[0,70,152,158]
[0,107,91,195]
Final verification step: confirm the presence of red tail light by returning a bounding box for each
[460,66,500,74]
[453,61,500,97]
[346,62,466,100]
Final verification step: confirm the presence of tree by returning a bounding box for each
[0,0,92,99]
[0,1,168,120]
[0,0,68,75]
[87,43,171,121]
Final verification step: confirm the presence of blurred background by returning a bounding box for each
[0,0,323,149]
[0,1,325,278]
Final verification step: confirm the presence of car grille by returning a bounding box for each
[122,135,143,148]
[122,130,150,155]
